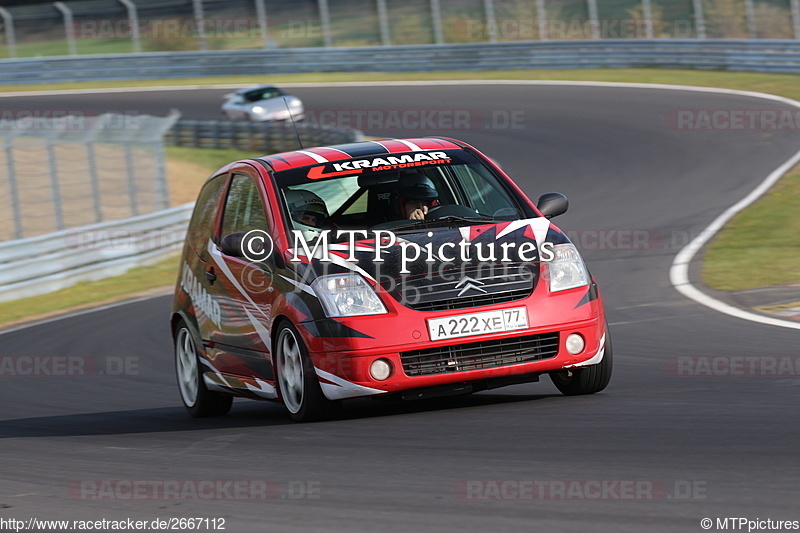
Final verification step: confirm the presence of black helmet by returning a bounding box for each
[398,173,438,200]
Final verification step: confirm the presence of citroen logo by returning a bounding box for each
[455,275,488,297]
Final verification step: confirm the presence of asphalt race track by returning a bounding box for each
[2,84,800,532]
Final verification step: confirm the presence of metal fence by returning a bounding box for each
[0,112,179,240]
[168,119,362,152]
[3,39,800,85]
[0,0,798,60]
[0,203,193,303]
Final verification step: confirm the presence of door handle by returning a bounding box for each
[204,270,217,284]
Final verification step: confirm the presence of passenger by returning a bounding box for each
[395,173,439,220]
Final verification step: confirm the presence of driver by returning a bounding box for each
[396,172,439,220]
[285,189,329,239]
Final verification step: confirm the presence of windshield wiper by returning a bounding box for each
[389,215,495,233]
[437,215,495,223]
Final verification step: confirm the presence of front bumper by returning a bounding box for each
[305,315,606,400]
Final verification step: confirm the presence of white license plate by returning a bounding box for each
[428,307,529,341]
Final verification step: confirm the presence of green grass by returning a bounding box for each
[0,39,136,58]
[702,164,800,291]
[165,145,255,170]
[0,254,181,328]
[2,69,800,103]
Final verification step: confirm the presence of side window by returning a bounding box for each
[186,174,227,257]
[221,174,269,238]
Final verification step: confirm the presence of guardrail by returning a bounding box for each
[0,203,193,303]
[2,39,800,85]
[0,117,361,303]
[169,120,362,152]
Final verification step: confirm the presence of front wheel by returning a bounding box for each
[550,333,613,395]
[174,321,233,417]
[274,321,339,422]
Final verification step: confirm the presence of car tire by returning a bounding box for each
[274,321,340,422]
[550,331,613,396]
[174,320,233,418]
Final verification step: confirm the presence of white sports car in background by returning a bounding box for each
[221,85,305,122]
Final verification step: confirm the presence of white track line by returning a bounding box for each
[2,80,799,331]
[669,149,800,331]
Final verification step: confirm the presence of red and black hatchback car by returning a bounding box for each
[171,137,611,421]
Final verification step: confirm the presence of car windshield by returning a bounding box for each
[272,149,529,245]
[242,87,282,103]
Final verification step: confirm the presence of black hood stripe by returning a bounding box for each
[546,227,571,245]
[329,142,390,158]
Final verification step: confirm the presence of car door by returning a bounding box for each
[208,170,279,385]
[178,172,229,344]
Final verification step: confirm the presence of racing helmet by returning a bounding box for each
[395,172,439,218]
[398,172,439,201]
[285,189,329,241]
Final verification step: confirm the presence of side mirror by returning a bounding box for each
[219,232,245,257]
[219,232,286,269]
[536,192,568,219]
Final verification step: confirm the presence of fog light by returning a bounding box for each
[370,359,392,381]
[566,333,585,355]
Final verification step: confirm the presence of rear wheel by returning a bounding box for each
[174,321,233,417]
[275,321,339,422]
[550,333,613,395]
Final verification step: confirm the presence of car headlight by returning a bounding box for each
[546,243,590,292]
[251,105,265,114]
[311,274,388,317]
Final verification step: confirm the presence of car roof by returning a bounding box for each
[235,84,278,94]
[258,137,464,172]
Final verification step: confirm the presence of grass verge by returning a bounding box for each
[1,69,800,103]
[702,164,800,291]
[165,146,254,205]
[0,254,180,329]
